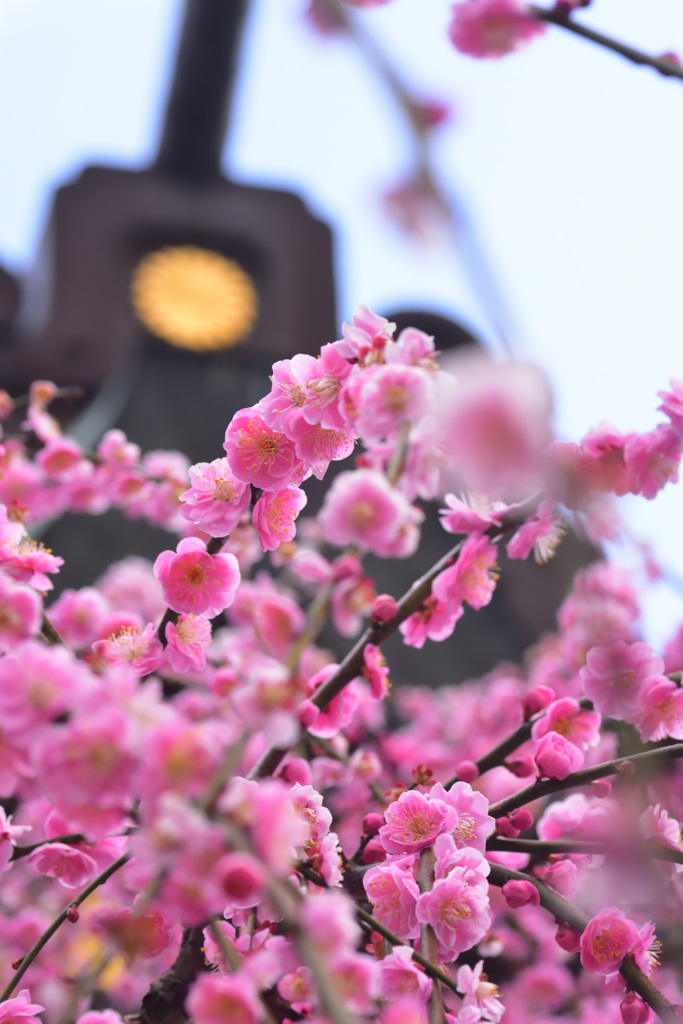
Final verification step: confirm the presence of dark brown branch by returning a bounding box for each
[530,6,683,82]
[489,741,683,817]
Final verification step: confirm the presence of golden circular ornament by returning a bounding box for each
[131,245,258,352]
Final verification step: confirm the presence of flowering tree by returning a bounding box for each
[1,4,683,1024]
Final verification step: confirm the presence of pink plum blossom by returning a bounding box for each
[457,961,504,1022]
[534,731,584,780]
[0,574,41,651]
[0,989,45,1024]
[319,469,422,557]
[531,697,601,751]
[580,907,639,975]
[153,537,240,617]
[439,492,507,535]
[579,640,663,723]
[186,973,261,1024]
[624,424,681,499]
[430,783,495,853]
[93,623,163,676]
[364,858,421,940]
[399,595,462,648]
[416,870,491,960]
[164,613,212,673]
[379,790,458,855]
[634,675,683,741]
[354,363,430,441]
[223,407,304,491]
[432,534,499,614]
[378,945,433,1002]
[252,486,307,552]
[449,0,545,59]
[179,458,250,537]
[507,500,566,564]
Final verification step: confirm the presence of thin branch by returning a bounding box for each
[11,834,86,861]
[0,853,129,1002]
[249,495,542,781]
[530,6,683,82]
[488,836,683,865]
[487,862,679,1023]
[489,741,683,818]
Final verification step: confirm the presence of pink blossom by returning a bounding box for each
[259,355,319,434]
[371,593,399,622]
[363,858,421,940]
[0,574,41,651]
[400,595,462,648]
[300,342,353,430]
[363,644,390,700]
[0,534,63,591]
[0,806,31,871]
[319,469,421,557]
[95,903,175,966]
[217,852,266,912]
[164,614,212,674]
[35,437,82,478]
[531,697,601,751]
[186,973,261,1024]
[507,500,566,564]
[579,640,663,723]
[624,424,681,499]
[501,879,540,909]
[378,945,433,1002]
[0,640,88,734]
[620,993,654,1024]
[254,592,306,659]
[580,907,639,974]
[48,587,109,648]
[658,379,683,437]
[329,953,379,1016]
[416,870,491,960]
[337,305,395,363]
[429,783,494,853]
[179,458,250,537]
[379,790,457,855]
[639,804,683,878]
[223,407,304,491]
[28,842,99,889]
[439,492,507,535]
[432,534,499,613]
[287,418,356,479]
[153,537,240,617]
[300,889,362,954]
[440,356,552,496]
[449,0,545,59]
[534,731,583,780]
[634,675,683,741]
[0,989,45,1024]
[93,623,163,676]
[354,363,430,441]
[456,961,504,1022]
[252,487,307,552]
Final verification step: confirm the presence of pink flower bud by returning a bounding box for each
[501,880,540,909]
[218,853,265,910]
[363,813,384,837]
[617,760,635,778]
[523,685,555,719]
[620,992,653,1024]
[535,732,583,780]
[456,760,479,783]
[361,839,387,864]
[371,594,399,622]
[555,921,582,953]
[496,816,520,838]
[505,755,538,778]
[297,699,320,729]
[281,758,312,786]
[590,778,612,798]
[66,905,80,923]
[509,808,534,831]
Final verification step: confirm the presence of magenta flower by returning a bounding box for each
[379,790,457,855]
[457,961,504,1022]
[534,731,583,780]
[0,574,41,652]
[92,623,163,676]
[319,469,420,557]
[0,989,45,1024]
[179,458,250,538]
[252,486,307,552]
[430,782,495,853]
[186,973,261,1024]
[449,0,545,59]
[364,859,421,940]
[416,870,491,960]
[378,945,433,1002]
[579,640,663,723]
[634,675,683,741]
[531,697,601,751]
[580,907,639,975]
[501,879,540,909]
[432,534,499,614]
[164,613,212,674]
[223,407,304,491]
[153,537,240,617]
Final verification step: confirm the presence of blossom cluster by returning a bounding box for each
[0,318,682,1024]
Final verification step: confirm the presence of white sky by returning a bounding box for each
[0,0,682,641]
